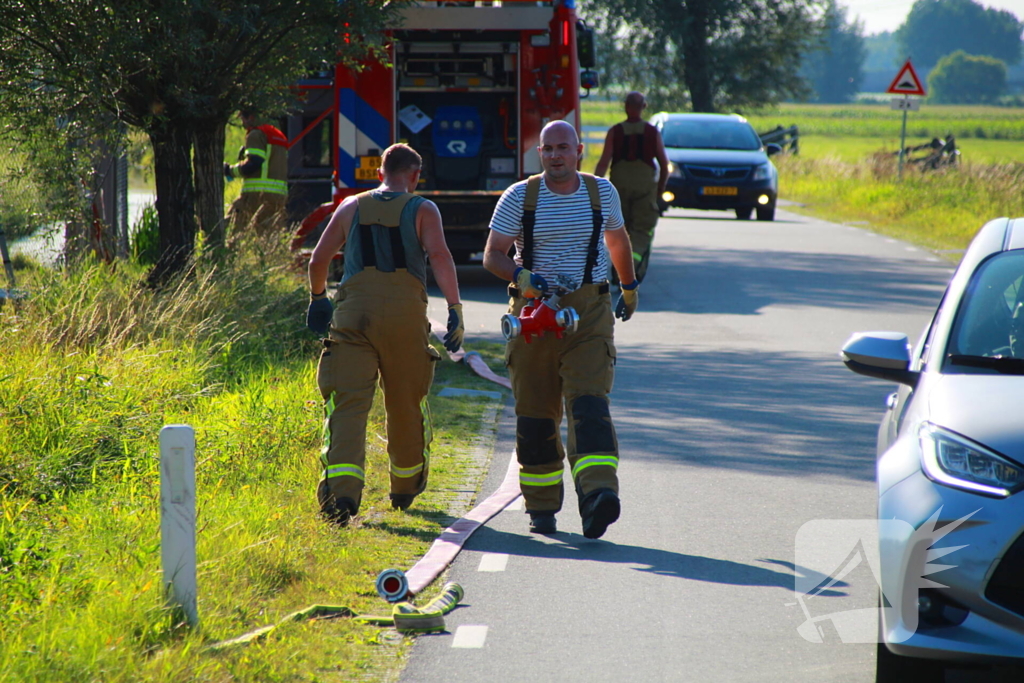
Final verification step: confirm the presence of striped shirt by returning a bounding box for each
[490,174,625,285]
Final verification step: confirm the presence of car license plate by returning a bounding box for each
[701,186,738,196]
[355,155,381,181]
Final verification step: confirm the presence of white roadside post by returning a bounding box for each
[160,424,198,627]
[891,96,920,181]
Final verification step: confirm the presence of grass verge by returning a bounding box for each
[0,237,510,682]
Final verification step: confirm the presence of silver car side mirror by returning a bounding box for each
[841,332,919,388]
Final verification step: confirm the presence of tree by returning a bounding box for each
[0,1,390,284]
[585,0,827,112]
[896,0,1023,70]
[927,50,1007,103]
[801,0,866,103]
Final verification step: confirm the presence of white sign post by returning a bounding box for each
[886,60,926,182]
[160,424,198,627]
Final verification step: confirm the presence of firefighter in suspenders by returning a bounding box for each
[484,121,638,539]
[225,110,289,238]
[594,91,669,283]
[305,143,464,526]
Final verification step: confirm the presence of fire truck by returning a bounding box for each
[286,0,598,266]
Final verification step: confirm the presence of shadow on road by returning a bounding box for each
[613,349,891,482]
[461,525,848,596]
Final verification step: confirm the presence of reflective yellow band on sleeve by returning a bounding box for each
[571,455,619,479]
[632,251,643,262]
[391,462,425,478]
[519,469,564,486]
[246,147,268,160]
[327,464,365,481]
[240,178,288,195]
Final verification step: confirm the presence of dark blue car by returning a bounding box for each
[651,112,781,222]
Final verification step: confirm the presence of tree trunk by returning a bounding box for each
[148,123,197,286]
[681,0,716,113]
[192,120,227,254]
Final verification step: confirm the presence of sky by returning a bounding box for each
[841,0,1024,35]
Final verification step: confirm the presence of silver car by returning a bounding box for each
[842,217,1024,681]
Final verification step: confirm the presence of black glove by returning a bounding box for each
[306,293,333,335]
[443,303,465,353]
[614,281,639,321]
[224,162,234,180]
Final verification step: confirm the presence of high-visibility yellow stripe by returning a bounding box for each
[632,251,642,262]
[520,469,564,486]
[245,147,268,160]
[241,178,288,195]
[327,464,365,481]
[572,455,619,479]
[391,462,424,478]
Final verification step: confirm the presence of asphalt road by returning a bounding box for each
[416,206,955,682]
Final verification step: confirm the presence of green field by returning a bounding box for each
[581,100,1024,252]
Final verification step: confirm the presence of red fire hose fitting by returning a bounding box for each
[501,296,579,343]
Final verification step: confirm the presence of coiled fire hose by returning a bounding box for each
[206,581,464,650]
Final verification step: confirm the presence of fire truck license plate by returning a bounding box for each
[701,186,738,196]
[355,156,381,181]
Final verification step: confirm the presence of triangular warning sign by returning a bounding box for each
[886,60,926,96]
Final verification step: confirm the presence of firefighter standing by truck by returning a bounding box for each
[224,111,289,238]
[305,143,464,526]
[594,92,669,283]
[483,121,638,539]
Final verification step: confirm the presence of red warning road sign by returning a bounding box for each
[886,60,926,96]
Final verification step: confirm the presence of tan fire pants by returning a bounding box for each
[228,191,287,238]
[611,160,659,282]
[316,268,440,509]
[505,283,619,513]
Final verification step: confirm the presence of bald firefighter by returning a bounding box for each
[224,111,289,237]
[594,91,669,283]
[305,143,464,526]
[484,121,637,539]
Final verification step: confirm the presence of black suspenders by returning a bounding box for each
[520,173,603,284]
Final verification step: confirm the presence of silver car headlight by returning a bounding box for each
[919,423,1024,497]
[751,163,771,181]
[668,162,682,178]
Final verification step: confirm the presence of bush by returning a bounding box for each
[129,204,159,265]
[928,51,1007,104]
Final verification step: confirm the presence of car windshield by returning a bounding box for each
[660,119,762,151]
[947,250,1024,371]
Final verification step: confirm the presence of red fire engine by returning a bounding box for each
[286,0,597,267]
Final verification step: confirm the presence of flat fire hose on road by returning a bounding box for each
[207,323,518,650]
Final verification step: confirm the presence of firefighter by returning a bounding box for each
[594,91,669,283]
[224,110,289,238]
[305,143,464,526]
[483,120,637,539]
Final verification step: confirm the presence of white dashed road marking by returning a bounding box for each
[478,553,509,572]
[452,625,489,648]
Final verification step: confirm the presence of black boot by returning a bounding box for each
[390,493,416,511]
[579,488,619,539]
[528,511,557,534]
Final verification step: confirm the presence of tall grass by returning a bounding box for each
[0,237,508,682]
[776,154,1024,251]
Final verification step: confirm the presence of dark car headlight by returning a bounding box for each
[751,163,772,182]
[919,423,1024,497]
